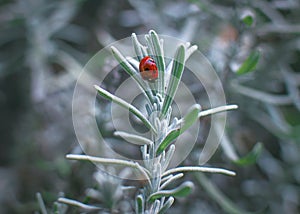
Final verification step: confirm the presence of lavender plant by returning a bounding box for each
[41,30,238,213]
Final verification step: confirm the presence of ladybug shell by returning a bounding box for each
[139,56,158,82]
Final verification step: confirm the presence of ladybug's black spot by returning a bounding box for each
[145,68,149,71]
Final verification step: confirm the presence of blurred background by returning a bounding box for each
[0,0,300,213]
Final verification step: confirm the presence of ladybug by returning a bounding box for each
[139,56,158,82]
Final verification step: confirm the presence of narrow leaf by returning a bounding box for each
[156,130,180,156]
[66,154,151,183]
[160,173,184,190]
[148,181,194,202]
[94,85,156,134]
[185,45,198,61]
[136,195,144,214]
[58,198,101,211]
[111,46,138,77]
[156,104,201,155]
[234,143,263,166]
[149,30,165,94]
[236,50,260,75]
[127,57,140,71]
[163,166,236,177]
[114,131,153,145]
[111,46,154,103]
[66,154,138,168]
[180,104,202,132]
[161,45,186,118]
[198,104,238,118]
[151,200,161,213]
[132,33,146,61]
[158,197,174,214]
[36,193,48,214]
[162,145,175,171]
[144,34,154,56]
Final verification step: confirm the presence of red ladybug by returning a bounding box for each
[139,56,158,82]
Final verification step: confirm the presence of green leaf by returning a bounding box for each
[234,143,263,166]
[160,173,184,190]
[111,46,138,77]
[149,30,165,94]
[132,33,146,61]
[94,85,156,134]
[242,15,254,27]
[156,130,180,156]
[181,104,201,132]
[136,195,144,214]
[114,131,153,145]
[160,45,186,118]
[156,104,201,155]
[111,46,154,103]
[158,197,174,214]
[148,181,194,202]
[236,50,260,75]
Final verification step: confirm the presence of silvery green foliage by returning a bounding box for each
[82,169,125,212]
[52,30,236,214]
[57,169,133,213]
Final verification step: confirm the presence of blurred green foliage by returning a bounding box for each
[0,0,299,213]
